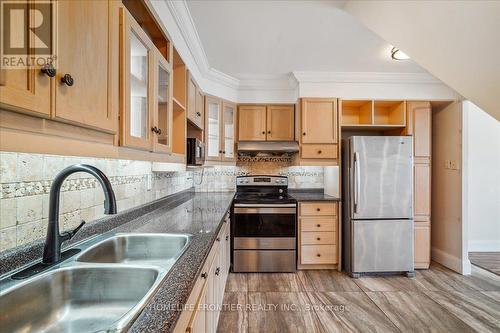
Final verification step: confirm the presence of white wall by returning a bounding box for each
[432,101,471,274]
[463,101,500,252]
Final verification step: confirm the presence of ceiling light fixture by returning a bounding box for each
[391,47,410,60]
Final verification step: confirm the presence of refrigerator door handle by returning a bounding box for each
[354,151,360,213]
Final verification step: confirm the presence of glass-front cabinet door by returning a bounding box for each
[121,10,154,150]
[222,101,236,161]
[205,96,221,160]
[152,51,173,153]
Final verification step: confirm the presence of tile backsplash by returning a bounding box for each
[0,152,324,253]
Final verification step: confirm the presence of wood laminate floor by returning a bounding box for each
[470,252,500,275]
[217,262,500,333]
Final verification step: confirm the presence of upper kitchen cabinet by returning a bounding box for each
[238,105,266,141]
[299,98,339,162]
[266,105,294,141]
[301,98,337,144]
[0,0,119,133]
[237,104,294,141]
[54,0,118,132]
[340,99,406,130]
[0,1,52,117]
[187,73,204,130]
[120,7,173,152]
[205,96,236,162]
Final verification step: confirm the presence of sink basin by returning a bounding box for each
[77,233,190,266]
[0,266,159,333]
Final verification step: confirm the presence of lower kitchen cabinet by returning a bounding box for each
[178,214,230,333]
[298,202,340,269]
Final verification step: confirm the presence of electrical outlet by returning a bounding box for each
[444,160,452,169]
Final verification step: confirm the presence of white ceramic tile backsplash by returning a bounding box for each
[0,152,324,253]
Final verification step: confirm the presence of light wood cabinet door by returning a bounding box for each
[414,223,431,268]
[411,102,432,158]
[55,0,117,132]
[195,88,205,130]
[0,1,53,117]
[222,101,236,161]
[205,96,222,160]
[152,50,173,153]
[187,75,197,125]
[415,163,431,219]
[120,8,154,150]
[301,98,337,144]
[266,105,294,141]
[238,105,266,141]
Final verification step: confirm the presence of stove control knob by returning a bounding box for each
[275,179,280,183]
[244,180,249,184]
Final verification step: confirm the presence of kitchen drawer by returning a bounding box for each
[301,218,337,232]
[301,245,337,264]
[301,231,336,245]
[301,144,337,159]
[300,202,338,216]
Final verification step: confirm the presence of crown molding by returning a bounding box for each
[293,71,443,84]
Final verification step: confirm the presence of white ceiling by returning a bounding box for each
[186,0,426,79]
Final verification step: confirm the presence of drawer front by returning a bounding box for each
[300,202,338,216]
[301,231,336,245]
[301,218,337,232]
[301,144,337,159]
[301,245,337,264]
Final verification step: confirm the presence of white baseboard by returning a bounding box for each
[432,247,471,275]
[468,240,500,252]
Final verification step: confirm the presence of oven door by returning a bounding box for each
[233,204,296,250]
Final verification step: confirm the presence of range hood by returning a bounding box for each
[237,141,299,156]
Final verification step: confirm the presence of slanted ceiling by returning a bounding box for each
[343,0,500,121]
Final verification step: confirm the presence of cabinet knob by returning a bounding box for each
[151,126,160,134]
[303,132,306,136]
[222,151,226,154]
[268,131,271,134]
[215,267,220,276]
[196,111,201,117]
[317,237,321,241]
[316,208,321,212]
[317,253,321,257]
[157,128,162,135]
[201,272,208,279]
[61,73,74,86]
[262,131,265,135]
[318,150,322,154]
[41,64,56,77]
[216,237,220,242]
[316,224,321,227]
[219,150,222,154]
[225,236,229,241]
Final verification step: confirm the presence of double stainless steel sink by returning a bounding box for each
[0,233,191,333]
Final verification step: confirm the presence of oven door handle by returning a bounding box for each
[234,207,297,214]
[233,203,297,208]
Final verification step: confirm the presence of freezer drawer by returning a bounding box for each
[233,250,296,272]
[352,219,413,273]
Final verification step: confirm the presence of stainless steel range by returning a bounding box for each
[231,175,297,272]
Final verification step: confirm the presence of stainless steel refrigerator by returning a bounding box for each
[342,136,414,277]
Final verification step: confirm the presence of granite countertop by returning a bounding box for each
[0,189,235,333]
[289,189,341,202]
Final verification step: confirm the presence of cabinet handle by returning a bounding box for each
[215,267,220,276]
[316,224,321,227]
[157,128,162,135]
[41,64,56,77]
[317,254,321,257]
[201,272,208,279]
[151,126,159,134]
[317,237,321,241]
[225,236,229,241]
[61,73,74,86]
[318,150,322,154]
[196,111,201,117]
[303,132,306,136]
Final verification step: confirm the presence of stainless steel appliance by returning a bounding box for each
[342,136,415,277]
[232,175,297,272]
[186,138,204,165]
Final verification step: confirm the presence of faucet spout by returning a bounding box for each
[42,164,117,264]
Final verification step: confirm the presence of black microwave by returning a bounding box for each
[187,138,205,165]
